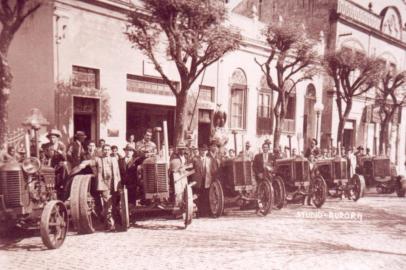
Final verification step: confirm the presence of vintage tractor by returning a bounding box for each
[0,110,68,249]
[357,155,406,197]
[125,123,194,228]
[315,156,365,201]
[195,130,274,218]
[274,156,327,208]
[212,154,274,217]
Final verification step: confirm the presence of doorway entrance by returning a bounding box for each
[198,109,212,147]
[127,102,175,146]
[73,97,99,143]
[343,120,355,150]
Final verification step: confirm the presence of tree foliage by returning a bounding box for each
[376,65,406,154]
[126,0,241,144]
[0,0,41,145]
[256,22,319,147]
[324,48,382,148]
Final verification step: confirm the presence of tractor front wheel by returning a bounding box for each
[40,200,68,249]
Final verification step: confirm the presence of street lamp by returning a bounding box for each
[314,102,324,142]
[22,108,49,158]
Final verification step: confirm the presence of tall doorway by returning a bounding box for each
[73,97,99,143]
[303,84,316,150]
[127,102,175,146]
[198,109,212,147]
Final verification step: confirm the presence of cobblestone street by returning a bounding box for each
[1,192,406,270]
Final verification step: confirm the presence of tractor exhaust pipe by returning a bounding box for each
[232,130,237,153]
[154,127,162,155]
[163,121,169,163]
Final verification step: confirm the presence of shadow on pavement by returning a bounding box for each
[282,240,406,258]
[0,227,46,252]
[132,223,185,231]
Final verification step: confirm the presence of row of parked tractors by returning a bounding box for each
[1,124,405,250]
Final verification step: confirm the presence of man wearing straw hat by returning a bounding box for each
[41,129,68,197]
[41,129,66,159]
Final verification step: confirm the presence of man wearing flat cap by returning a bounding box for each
[67,131,87,167]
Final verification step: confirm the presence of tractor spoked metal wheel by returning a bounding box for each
[272,176,286,210]
[349,174,366,201]
[183,185,194,228]
[209,180,224,218]
[256,180,274,216]
[40,200,68,249]
[311,176,327,208]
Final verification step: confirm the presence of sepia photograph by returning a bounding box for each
[0,0,405,269]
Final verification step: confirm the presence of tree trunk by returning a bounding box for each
[336,116,345,150]
[174,93,188,146]
[273,115,282,149]
[273,98,285,149]
[336,101,352,151]
[0,57,12,146]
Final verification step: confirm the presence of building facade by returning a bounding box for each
[8,0,324,155]
[237,0,406,173]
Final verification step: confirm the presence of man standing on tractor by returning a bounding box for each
[41,129,66,163]
[135,128,157,156]
[305,138,320,159]
[41,129,68,198]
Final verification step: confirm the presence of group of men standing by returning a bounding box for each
[35,128,158,231]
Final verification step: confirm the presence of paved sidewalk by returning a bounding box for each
[1,194,406,270]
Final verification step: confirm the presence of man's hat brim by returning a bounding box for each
[46,129,62,138]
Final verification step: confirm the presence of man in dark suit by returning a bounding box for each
[304,138,320,159]
[119,145,137,184]
[190,145,207,191]
[119,145,138,204]
[253,142,273,181]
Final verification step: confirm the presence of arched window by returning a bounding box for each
[306,83,316,99]
[230,69,247,129]
[257,75,273,135]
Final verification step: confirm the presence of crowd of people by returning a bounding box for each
[0,126,373,230]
